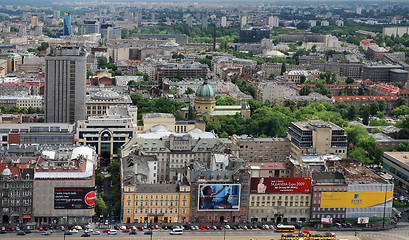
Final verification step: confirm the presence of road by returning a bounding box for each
[2,223,409,240]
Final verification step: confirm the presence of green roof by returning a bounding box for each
[215,105,242,110]
[209,110,241,116]
[196,79,214,97]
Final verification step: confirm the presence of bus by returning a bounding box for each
[275,224,295,232]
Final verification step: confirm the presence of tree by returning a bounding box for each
[361,104,370,125]
[397,96,407,107]
[345,76,355,84]
[369,102,379,116]
[185,87,195,95]
[97,56,107,69]
[299,85,311,96]
[95,195,108,216]
[281,62,286,75]
[346,105,358,121]
[95,169,105,191]
[300,75,306,84]
[216,96,237,106]
[37,42,49,51]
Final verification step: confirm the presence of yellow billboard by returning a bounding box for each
[320,191,393,208]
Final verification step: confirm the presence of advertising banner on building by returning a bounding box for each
[321,218,333,224]
[198,184,240,211]
[250,177,312,194]
[320,191,393,208]
[54,187,96,209]
[358,217,369,224]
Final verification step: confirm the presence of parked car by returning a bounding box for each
[74,225,82,230]
[346,223,353,228]
[92,231,101,235]
[81,233,91,237]
[24,230,32,234]
[41,231,51,235]
[69,229,78,233]
[122,229,130,232]
[129,230,137,235]
[170,229,183,235]
[108,229,117,235]
[334,223,342,228]
[0,230,6,234]
[119,226,127,230]
[102,229,110,233]
[84,228,93,233]
[17,231,25,236]
[64,232,73,236]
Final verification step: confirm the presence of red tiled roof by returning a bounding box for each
[370,83,409,95]
[0,163,21,179]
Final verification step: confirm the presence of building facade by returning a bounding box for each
[0,165,34,226]
[233,135,290,163]
[45,46,86,123]
[288,120,348,161]
[121,184,190,224]
[33,146,96,226]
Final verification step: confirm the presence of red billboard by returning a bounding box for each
[250,177,312,194]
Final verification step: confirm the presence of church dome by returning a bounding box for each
[1,166,12,176]
[196,79,214,97]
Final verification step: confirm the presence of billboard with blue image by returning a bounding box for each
[198,184,241,211]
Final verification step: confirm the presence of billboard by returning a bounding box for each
[358,217,369,224]
[54,188,96,209]
[198,184,240,211]
[320,191,393,208]
[250,177,311,194]
[321,218,333,224]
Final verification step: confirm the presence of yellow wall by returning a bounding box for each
[320,191,393,208]
[122,186,190,224]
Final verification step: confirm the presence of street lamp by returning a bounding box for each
[382,184,388,229]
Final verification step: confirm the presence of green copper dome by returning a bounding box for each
[196,79,214,97]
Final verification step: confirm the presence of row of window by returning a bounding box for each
[125,208,187,214]
[251,201,309,207]
[127,200,187,207]
[125,194,184,200]
[251,195,309,201]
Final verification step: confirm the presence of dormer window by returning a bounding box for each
[14,174,18,180]
[25,174,30,180]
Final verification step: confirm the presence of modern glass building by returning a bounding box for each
[62,12,72,36]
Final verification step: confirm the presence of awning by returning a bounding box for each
[22,215,31,219]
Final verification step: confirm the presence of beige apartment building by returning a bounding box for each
[248,193,311,223]
[232,135,290,163]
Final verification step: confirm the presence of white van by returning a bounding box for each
[170,229,183,235]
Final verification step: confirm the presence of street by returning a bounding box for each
[1,222,409,240]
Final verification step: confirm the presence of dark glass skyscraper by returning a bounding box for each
[62,12,72,36]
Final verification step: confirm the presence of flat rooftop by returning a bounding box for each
[292,119,343,131]
[384,152,409,164]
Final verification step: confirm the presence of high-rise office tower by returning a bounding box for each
[221,16,227,27]
[45,46,86,123]
[31,15,39,27]
[83,20,100,34]
[54,10,60,19]
[241,15,247,27]
[63,12,72,36]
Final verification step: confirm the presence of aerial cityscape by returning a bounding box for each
[1,0,409,239]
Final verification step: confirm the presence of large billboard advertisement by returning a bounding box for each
[198,184,240,211]
[250,177,312,194]
[54,188,96,209]
[320,191,393,208]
